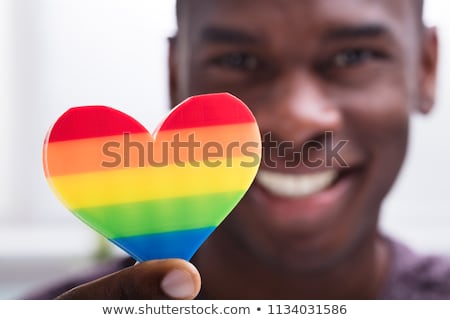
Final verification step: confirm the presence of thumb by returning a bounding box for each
[56,259,201,300]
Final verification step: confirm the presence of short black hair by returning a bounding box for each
[175,0,425,26]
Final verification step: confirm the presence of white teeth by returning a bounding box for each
[256,170,338,198]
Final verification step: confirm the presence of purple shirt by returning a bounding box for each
[379,239,450,299]
[23,237,450,299]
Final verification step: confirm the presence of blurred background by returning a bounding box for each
[1,0,450,299]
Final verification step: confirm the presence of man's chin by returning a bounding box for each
[234,226,354,274]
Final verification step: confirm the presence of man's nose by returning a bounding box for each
[256,71,343,144]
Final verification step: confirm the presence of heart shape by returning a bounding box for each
[43,93,261,262]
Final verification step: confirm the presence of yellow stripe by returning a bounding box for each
[48,157,260,209]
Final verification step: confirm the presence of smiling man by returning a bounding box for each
[26,0,450,299]
[168,0,443,299]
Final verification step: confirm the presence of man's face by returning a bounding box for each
[170,0,436,270]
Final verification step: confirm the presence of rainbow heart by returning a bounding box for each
[43,93,261,262]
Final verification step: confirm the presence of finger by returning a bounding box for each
[56,259,201,300]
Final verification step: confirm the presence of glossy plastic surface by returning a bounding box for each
[43,93,261,262]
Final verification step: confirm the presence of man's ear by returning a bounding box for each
[168,35,179,108]
[418,27,438,114]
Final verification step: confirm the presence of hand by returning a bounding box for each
[56,259,201,299]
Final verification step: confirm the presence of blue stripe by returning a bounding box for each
[110,227,216,262]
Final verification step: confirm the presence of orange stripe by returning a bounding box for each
[44,123,260,177]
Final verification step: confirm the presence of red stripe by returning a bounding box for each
[158,93,256,131]
[47,93,255,142]
[47,106,148,142]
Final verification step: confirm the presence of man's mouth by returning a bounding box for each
[255,170,339,198]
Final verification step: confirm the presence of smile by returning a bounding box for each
[256,170,339,198]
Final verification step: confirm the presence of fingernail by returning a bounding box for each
[161,269,195,299]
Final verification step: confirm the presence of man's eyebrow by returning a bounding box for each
[199,26,262,44]
[324,24,391,41]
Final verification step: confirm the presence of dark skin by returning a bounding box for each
[56,0,437,299]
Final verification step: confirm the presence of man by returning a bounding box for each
[27,0,449,299]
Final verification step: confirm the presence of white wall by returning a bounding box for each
[0,0,176,258]
[1,0,450,299]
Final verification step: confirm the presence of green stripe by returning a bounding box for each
[74,190,246,238]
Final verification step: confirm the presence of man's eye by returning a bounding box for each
[332,49,382,67]
[210,52,261,71]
